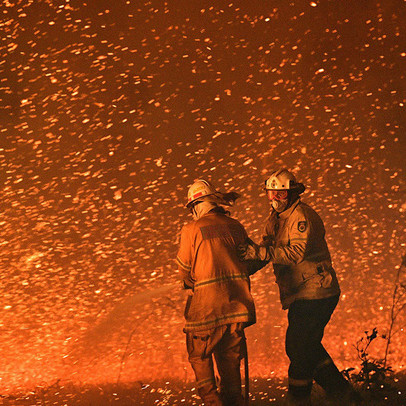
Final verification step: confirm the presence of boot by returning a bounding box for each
[327,387,363,406]
[199,386,224,406]
[284,393,312,406]
[201,393,224,406]
[220,391,245,406]
[286,381,313,406]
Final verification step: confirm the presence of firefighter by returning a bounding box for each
[238,169,361,406]
[176,179,256,406]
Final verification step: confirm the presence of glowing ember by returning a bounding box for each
[0,0,404,401]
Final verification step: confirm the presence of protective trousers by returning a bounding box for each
[286,295,350,402]
[186,323,246,406]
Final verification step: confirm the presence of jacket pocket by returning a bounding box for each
[187,332,210,360]
[316,263,334,288]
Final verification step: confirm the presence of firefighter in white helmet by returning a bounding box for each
[176,179,256,406]
[239,169,361,406]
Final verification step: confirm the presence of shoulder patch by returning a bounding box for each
[298,221,307,232]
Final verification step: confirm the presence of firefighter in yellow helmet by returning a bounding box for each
[176,179,256,406]
[239,169,361,406]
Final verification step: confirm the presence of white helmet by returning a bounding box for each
[186,179,217,208]
[265,169,300,191]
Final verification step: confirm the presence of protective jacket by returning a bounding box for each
[176,210,256,332]
[264,199,340,309]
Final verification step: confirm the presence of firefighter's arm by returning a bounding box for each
[176,226,195,290]
[176,256,194,289]
[273,216,308,265]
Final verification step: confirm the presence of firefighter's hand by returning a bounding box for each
[261,235,276,247]
[237,238,270,261]
[237,238,253,261]
[237,238,270,275]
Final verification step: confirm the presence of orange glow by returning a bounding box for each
[0,0,405,401]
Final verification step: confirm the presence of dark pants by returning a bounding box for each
[186,323,246,406]
[286,295,350,399]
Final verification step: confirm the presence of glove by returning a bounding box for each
[237,238,273,275]
[261,235,276,247]
[238,238,272,262]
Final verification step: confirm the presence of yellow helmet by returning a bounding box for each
[186,179,217,208]
[265,169,300,191]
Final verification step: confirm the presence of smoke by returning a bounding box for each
[69,283,179,360]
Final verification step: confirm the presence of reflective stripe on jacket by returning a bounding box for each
[177,211,256,332]
[265,199,340,309]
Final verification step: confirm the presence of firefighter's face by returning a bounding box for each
[266,189,289,212]
[266,189,288,201]
[189,201,202,218]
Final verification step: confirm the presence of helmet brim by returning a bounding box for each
[185,194,214,208]
[264,183,306,194]
[186,191,240,208]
